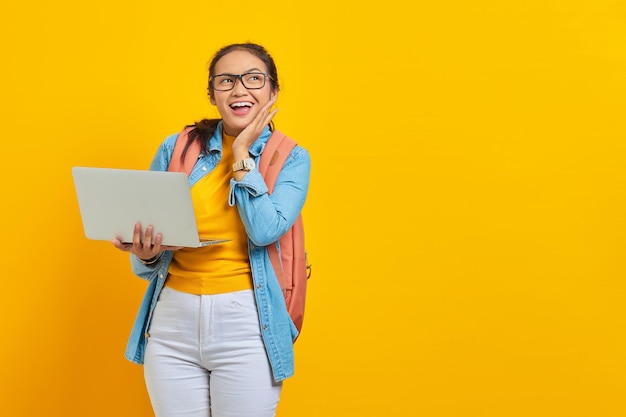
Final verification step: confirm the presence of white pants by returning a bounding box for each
[144,287,282,417]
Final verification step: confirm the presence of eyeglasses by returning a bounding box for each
[209,72,271,91]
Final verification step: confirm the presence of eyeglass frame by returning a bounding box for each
[208,72,273,92]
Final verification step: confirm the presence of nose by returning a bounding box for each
[232,76,248,95]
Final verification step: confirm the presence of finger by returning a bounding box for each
[143,226,155,250]
[132,222,142,246]
[256,108,278,132]
[256,99,274,119]
[151,232,164,252]
[253,103,278,132]
[111,238,131,251]
[265,107,279,125]
[251,104,270,129]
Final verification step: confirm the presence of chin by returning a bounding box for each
[224,119,253,135]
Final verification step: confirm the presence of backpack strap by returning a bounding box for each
[258,130,298,293]
[258,130,297,191]
[168,127,200,175]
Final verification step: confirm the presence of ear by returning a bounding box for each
[209,96,216,105]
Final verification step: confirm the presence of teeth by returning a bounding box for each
[231,102,252,108]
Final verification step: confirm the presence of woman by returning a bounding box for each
[112,43,311,417]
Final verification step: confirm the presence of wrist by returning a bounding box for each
[232,157,256,173]
[138,253,162,265]
[231,144,250,161]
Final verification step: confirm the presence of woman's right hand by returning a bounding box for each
[111,222,182,260]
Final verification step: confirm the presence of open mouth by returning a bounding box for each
[230,101,253,114]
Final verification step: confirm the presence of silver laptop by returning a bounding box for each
[72,166,230,248]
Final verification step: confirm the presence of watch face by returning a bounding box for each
[244,158,256,170]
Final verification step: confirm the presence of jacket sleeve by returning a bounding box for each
[129,254,161,281]
[228,146,311,247]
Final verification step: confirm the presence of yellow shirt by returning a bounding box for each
[165,133,253,294]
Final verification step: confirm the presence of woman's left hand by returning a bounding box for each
[232,95,278,158]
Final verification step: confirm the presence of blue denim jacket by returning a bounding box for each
[124,122,311,382]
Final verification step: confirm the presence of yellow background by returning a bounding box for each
[1,1,625,416]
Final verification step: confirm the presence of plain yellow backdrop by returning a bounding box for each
[1,1,625,416]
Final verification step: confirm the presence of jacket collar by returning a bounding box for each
[207,121,273,157]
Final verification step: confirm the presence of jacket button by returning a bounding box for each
[263,325,268,330]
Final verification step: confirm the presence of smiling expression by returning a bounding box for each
[209,49,277,136]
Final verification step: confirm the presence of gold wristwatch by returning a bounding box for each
[232,157,256,172]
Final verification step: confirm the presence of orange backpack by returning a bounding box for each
[169,127,310,337]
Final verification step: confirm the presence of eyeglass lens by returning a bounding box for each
[212,73,267,91]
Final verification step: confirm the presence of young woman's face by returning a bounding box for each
[210,50,276,136]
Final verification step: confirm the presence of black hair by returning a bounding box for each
[179,43,280,161]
